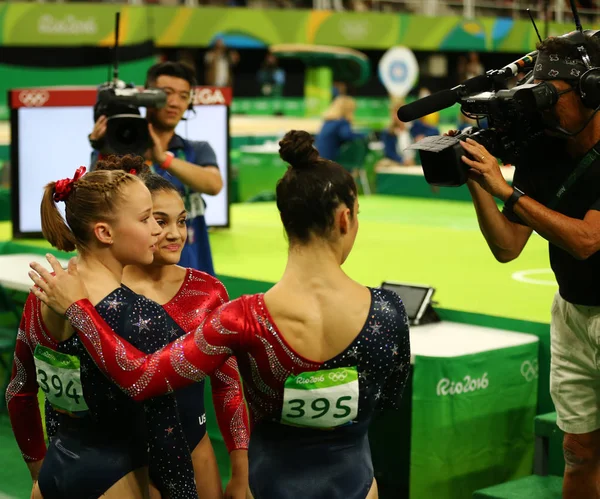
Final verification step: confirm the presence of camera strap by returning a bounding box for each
[548,140,600,209]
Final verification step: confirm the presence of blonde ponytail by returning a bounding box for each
[40,182,77,253]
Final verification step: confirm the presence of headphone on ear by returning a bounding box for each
[563,30,600,109]
[188,86,195,112]
[181,87,196,121]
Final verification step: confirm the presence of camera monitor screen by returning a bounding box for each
[10,86,230,239]
[380,282,435,325]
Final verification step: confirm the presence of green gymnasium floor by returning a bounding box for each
[209,195,555,324]
[0,195,555,323]
[0,195,555,498]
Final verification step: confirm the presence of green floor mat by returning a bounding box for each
[473,475,562,499]
[0,414,32,499]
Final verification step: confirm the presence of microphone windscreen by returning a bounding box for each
[397,89,457,122]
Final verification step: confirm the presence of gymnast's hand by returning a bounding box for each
[28,254,88,316]
[224,471,250,499]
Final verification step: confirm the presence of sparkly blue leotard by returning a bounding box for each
[38,286,197,499]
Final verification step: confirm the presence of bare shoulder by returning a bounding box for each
[170,264,188,283]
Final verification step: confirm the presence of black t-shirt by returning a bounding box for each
[502,137,600,306]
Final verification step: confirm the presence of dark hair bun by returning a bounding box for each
[95,154,150,177]
[279,130,319,170]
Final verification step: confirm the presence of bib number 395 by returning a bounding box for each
[34,345,88,416]
[281,367,359,429]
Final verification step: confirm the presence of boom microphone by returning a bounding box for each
[397,51,539,123]
[397,74,491,123]
[397,89,457,122]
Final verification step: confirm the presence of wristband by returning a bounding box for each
[160,151,175,170]
[504,186,525,211]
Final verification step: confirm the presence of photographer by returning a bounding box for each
[459,36,600,498]
[89,62,223,275]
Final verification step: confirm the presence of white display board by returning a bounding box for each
[10,87,230,238]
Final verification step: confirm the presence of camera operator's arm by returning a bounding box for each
[459,139,533,262]
[148,124,223,196]
[511,198,600,261]
[445,131,531,260]
[467,179,533,262]
[462,138,600,261]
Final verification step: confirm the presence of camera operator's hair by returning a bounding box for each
[40,156,145,253]
[145,61,197,89]
[95,154,182,198]
[276,130,357,244]
[537,35,600,68]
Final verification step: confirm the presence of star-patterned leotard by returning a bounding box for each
[65,287,411,499]
[7,287,198,499]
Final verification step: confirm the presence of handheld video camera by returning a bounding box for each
[93,81,166,157]
[402,81,556,186]
[92,12,167,157]
[397,3,600,187]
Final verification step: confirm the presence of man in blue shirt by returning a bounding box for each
[89,62,223,275]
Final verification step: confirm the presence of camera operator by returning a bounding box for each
[89,61,223,276]
[458,36,600,498]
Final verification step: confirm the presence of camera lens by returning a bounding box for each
[114,123,138,145]
[105,115,150,156]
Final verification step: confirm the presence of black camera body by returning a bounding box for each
[414,128,491,187]
[409,82,554,187]
[93,81,167,157]
[402,26,600,187]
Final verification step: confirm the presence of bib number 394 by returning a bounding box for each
[281,367,359,429]
[33,345,88,416]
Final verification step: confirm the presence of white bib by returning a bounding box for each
[281,367,359,429]
[34,345,89,416]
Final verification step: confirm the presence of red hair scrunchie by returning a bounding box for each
[53,166,86,202]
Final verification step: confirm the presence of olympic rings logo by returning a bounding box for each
[520,360,539,382]
[329,372,348,382]
[18,90,50,107]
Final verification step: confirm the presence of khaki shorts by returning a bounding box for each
[550,292,600,434]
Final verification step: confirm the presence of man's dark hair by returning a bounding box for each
[537,34,600,67]
[145,61,197,88]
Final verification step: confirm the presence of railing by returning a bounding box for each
[23,0,600,23]
[313,0,599,22]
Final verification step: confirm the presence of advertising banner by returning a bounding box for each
[0,3,596,52]
[410,342,539,498]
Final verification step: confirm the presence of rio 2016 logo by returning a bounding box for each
[436,373,489,397]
